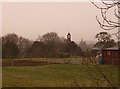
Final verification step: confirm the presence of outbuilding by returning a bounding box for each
[102,46,119,65]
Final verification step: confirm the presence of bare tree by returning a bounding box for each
[85,0,120,87]
[70,1,120,87]
[91,0,120,44]
[41,32,62,57]
[2,33,19,45]
[18,36,32,58]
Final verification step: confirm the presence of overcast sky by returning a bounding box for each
[2,2,118,42]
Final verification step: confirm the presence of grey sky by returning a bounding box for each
[2,2,117,42]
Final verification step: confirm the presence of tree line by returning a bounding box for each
[1,32,84,59]
[1,31,116,59]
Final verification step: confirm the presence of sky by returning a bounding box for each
[2,2,118,42]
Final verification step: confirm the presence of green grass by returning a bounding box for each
[2,64,118,87]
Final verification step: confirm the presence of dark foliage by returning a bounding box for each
[2,32,83,58]
[26,41,47,58]
[94,32,116,49]
[2,40,19,58]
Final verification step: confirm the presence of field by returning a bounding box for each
[2,58,118,87]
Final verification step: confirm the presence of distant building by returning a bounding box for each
[67,32,71,42]
[79,38,88,52]
[63,33,83,57]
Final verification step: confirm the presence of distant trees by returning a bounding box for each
[2,40,19,58]
[18,36,32,58]
[2,33,19,45]
[27,41,46,58]
[2,33,32,58]
[2,32,83,59]
[94,32,116,49]
[27,32,83,58]
[41,32,62,57]
[31,32,64,58]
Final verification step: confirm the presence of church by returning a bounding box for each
[67,32,71,42]
[63,32,83,57]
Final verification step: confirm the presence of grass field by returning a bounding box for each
[2,58,118,87]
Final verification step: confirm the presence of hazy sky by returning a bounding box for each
[2,2,117,42]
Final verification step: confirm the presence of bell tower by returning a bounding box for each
[67,32,71,41]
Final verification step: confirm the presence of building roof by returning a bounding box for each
[92,47,100,50]
[103,46,119,50]
[92,46,119,51]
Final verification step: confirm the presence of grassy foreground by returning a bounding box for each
[2,63,118,87]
